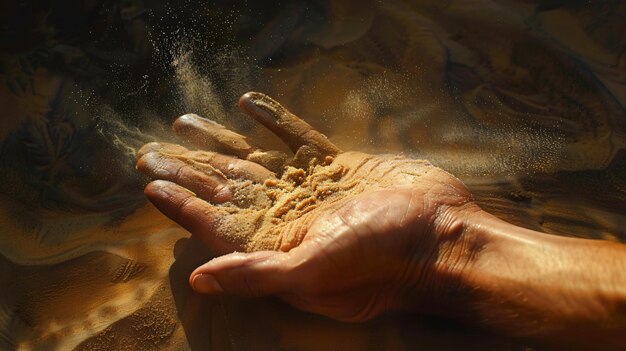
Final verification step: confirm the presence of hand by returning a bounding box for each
[136,92,481,322]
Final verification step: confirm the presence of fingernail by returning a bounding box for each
[239,92,283,122]
[192,274,223,294]
[176,113,197,124]
[177,113,223,127]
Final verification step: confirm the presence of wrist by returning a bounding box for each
[402,202,489,317]
[406,203,620,319]
[446,209,626,348]
[400,196,626,349]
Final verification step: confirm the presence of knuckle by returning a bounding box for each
[174,163,189,180]
[174,195,197,219]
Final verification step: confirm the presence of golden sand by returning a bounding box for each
[1,1,625,350]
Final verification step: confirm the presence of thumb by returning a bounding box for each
[189,250,296,298]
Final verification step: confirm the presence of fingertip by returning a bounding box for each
[137,142,188,160]
[174,113,223,131]
[238,92,256,108]
[238,92,257,116]
[190,274,224,294]
[238,92,276,122]
[143,179,169,199]
[135,151,154,173]
[190,251,295,297]
[137,142,162,158]
[136,152,173,179]
[172,113,194,133]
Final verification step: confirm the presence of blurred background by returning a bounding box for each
[0,0,624,350]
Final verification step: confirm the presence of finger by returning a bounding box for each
[245,150,290,174]
[145,180,248,253]
[138,143,275,183]
[184,150,276,183]
[173,114,290,173]
[238,92,341,157]
[172,114,256,158]
[137,151,232,202]
[189,251,297,297]
[137,141,188,159]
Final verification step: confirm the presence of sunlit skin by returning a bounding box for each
[137,92,626,350]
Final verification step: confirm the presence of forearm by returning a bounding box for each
[451,211,626,349]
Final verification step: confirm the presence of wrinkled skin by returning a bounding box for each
[136,92,478,322]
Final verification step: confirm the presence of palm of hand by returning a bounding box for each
[137,92,473,321]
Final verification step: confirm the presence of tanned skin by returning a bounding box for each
[137,92,626,350]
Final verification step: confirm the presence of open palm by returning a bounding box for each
[137,92,477,321]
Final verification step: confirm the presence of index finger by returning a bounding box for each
[238,92,341,157]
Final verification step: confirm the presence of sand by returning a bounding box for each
[216,156,352,252]
[1,1,625,350]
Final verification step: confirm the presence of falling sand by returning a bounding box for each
[2,1,626,350]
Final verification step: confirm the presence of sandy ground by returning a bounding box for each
[1,1,625,350]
